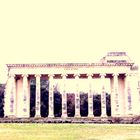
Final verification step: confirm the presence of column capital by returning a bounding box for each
[48,74,54,78]
[61,74,68,78]
[100,73,106,78]
[9,74,15,78]
[22,74,28,78]
[74,74,80,78]
[35,74,41,78]
[87,73,93,77]
[112,73,119,77]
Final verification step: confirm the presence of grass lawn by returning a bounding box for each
[0,124,140,140]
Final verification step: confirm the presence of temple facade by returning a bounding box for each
[4,52,140,118]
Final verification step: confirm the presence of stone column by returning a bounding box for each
[113,73,120,116]
[5,74,16,117]
[48,74,54,117]
[100,74,107,117]
[87,74,94,117]
[61,74,67,118]
[132,73,140,116]
[125,73,133,116]
[74,74,80,117]
[138,80,140,115]
[127,73,139,116]
[35,74,41,117]
[4,77,10,117]
[22,74,29,117]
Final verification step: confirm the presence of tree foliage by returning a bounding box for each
[0,84,5,117]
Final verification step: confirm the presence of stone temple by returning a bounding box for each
[4,52,140,118]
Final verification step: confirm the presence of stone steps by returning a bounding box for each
[0,117,140,123]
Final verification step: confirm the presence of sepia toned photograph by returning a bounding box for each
[0,0,140,140]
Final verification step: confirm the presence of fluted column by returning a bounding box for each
[74,74,80,117]
[48,74,54,117]
[22,74,29,117]
[35,74,41,117]
[100,74,107,117]
[87,74,94,117]
[113,73,120,116]
[61,74,67,118]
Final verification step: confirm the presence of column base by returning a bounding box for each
[126,113,133,117]
[5,115,16,118]
[126,110,133,116]
[35,115,41,118]
[74,114,81,118]
[48,115,54,118]
[88,114,94,118]
[101,114,107,117]
[61,111,67,118]
[61,114,67,118]
[22,115,30,118]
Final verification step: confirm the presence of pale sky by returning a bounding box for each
[0,0,140,83]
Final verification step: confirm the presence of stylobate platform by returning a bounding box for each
[1,117,140,124]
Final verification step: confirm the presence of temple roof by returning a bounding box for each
[100,52,132,64]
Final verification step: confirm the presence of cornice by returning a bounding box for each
[6,63,134,68]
